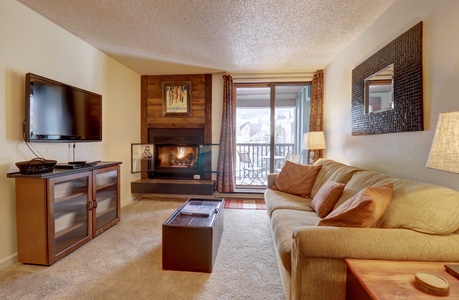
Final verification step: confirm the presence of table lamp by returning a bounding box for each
[426,111,459,174]
[303,131,326,165]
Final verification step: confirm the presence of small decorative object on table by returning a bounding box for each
[414,272,450,296]
[16,158,57,174]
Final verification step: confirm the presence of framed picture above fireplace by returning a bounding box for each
[162,81,192,117]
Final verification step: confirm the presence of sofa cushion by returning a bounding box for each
[271,161,321,198]
[337,170,459,234]
[317,183,393,228]
[333,170,393,209]
[310,159,362,198]
[265,188,314,217]
[310,180,345,218]
[270,209,321,273]
[376,180,459,234]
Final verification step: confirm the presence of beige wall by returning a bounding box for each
[325,0,459,190]
[0,0,140,268]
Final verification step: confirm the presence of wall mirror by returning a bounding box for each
[352,22,423,135]
[364,64,394,114]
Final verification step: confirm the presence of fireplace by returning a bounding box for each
[157,145,198,168]
[154,144,199,178]
[148,128,210,179]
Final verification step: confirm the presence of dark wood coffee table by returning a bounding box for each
[162,198,224,273]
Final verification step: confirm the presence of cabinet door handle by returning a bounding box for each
[93,199,98,209]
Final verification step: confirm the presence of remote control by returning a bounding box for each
[68,161,87,165]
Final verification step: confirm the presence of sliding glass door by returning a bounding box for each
[235,82,310,188]
[273,84,310,171]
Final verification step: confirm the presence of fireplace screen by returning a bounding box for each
[156,145,198,168]
[131,143,155,173]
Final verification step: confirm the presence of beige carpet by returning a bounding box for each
[0,198,284,300]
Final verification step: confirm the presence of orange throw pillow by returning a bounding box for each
[271,161,322,198]
[310,180,345,218]
[317,183,394,228]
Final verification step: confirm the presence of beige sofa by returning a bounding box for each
[264,159,459,300]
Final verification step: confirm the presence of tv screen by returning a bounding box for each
[25,73,102,142]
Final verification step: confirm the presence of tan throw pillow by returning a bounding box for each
[317,183,394,228]
[271,161,322,198]
[310,180,345,218]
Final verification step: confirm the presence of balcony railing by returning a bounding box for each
[236,143,297,186]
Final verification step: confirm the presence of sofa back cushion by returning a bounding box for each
[334,170,459,234]
[376,179,459,234]
[310,159,362,198]
[334,170,392,208]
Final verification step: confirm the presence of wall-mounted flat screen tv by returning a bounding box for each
[25,73,102,142]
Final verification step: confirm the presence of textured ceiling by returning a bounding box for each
[17,0,395,75]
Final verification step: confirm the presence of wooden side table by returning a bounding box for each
[345,259,459,299]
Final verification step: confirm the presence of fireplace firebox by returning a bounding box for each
[157,145,198,168]
[148,128,210,179]
[154,144,200,178]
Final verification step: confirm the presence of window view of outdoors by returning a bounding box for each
[235,84,310,187]
[237,108,295,144]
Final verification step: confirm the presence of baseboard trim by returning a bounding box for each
[121,195,142,208]
[215,192,264,199]
[0,253,17,271]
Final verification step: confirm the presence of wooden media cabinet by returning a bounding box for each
[8,161,121,265]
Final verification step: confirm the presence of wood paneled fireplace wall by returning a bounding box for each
[140,74,212,179]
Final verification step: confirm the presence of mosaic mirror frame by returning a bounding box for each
[351,22,423,135]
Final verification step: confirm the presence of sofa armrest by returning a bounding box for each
[290,227,459,300]
[267,173,278,188]
[292,226,459,261]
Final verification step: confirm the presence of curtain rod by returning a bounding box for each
[231,72,315,82]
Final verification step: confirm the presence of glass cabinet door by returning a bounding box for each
[93,166,120,235]
[50,173,91,257]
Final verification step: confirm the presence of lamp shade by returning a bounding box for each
[303,131,326,150]
[426,112,459,174]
